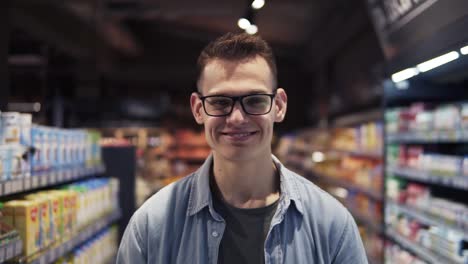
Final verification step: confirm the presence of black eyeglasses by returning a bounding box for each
[198,91,277,117]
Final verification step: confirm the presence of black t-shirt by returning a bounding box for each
[210,176,279,264]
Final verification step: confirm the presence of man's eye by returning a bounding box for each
[245,96,268,105]
[208,99,231,106]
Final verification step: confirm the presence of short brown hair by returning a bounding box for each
[196,32,277,91]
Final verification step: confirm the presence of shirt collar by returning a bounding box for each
[187,154,304,217]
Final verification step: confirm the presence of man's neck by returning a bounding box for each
[211,153,280,209]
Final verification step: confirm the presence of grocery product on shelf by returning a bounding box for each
[386,206,467,263]
[386,177,468,231]
[386,102,468,142]
[57,226,118,264]
[330,122,383,154]
[384,97,468,263]
[276,121,384,263]
[0,178,119,259]
[385,241,427,264]
[2,200,41,256]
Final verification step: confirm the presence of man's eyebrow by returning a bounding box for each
[205,89,270,96]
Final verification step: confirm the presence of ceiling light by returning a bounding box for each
[312,151,325,163]
[237,18,251,30]
[416,51,459,72]
[251,0,265,9]
[461,45,468,55]
[391,68,419,83]
[245,24,258,35]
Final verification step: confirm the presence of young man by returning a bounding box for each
[117,33,368,264]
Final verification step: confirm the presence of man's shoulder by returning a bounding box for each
[133,173,195,223]
[283,167,351,222]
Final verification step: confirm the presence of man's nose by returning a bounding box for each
[226,101,248,124]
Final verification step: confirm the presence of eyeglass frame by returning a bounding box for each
[196,90,277,117]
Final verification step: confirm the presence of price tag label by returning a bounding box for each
[65,170,72,180]
[49,172,56,184]
[40,175,48,187]
[39,254,46,264]
[15,239,22,255]
[16,179,23,192]
[24,178,31,190]
[11,180,17,193]
[5,244,13,259]
[48,248,56,262]
[31,176,37,189]
[4,181,12,195]
[59,244,65,257]
[0,246,5,262]
[57,171,64,182]
[74,168,80,178]
[65,240,72,251]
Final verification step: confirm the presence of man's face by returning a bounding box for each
[191,56,287,162]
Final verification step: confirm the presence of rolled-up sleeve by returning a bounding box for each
[116,215,147,264]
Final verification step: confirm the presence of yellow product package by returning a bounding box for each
[36,191,61,242]
[24,194,51,248]
[67,190,78,232]
[3,200,41,256]
[48,190,71,237]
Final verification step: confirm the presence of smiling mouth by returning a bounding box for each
[221,131,257,138]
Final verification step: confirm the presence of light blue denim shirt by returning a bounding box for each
[117,154,368,264]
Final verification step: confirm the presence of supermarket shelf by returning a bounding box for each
[0,234,22,263]
[387,201,468,240]
[386,130,468,143]
[386,165,468,190]
[0,164,106,197]
[386,229,463,264]
[348,207,384,235]
[331,149,383,159]
[18,209,121,264]
[307,170,383,201]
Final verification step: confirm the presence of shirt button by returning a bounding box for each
[212,231,219,237]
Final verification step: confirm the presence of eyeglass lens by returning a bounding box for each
[204,94,272,116]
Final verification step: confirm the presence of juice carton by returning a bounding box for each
[19,114,32,177]
[3,200,41,256]
[35,192,60,242]
[45,192,61,242]
[31,125,42,173]
[68,190,78,232]
[1,112,20,144]
[24,194,51,248]
[0,145,12,181]
[49,190,72,237]
[47,190,66,239]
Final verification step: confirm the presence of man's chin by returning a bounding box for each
[214,147,263,162]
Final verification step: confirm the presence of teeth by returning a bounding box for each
[232,133,250,137]
[228,132,252,137]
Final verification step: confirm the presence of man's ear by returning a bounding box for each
[274,88,287,123]
[190,92,204,124]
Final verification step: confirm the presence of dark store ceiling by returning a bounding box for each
[6,0,384,128]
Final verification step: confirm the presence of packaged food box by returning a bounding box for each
[3,200,41,256]
[49,190,76,236]
[1,112,21,144]
[24,194,51,248]
[47,190,66,239]
[0,145,13,181]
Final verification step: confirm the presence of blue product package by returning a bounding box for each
[0,145,13,181]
